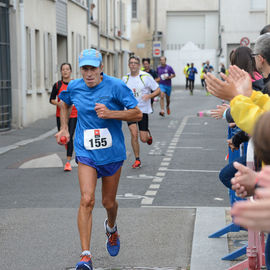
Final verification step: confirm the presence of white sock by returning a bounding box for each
[81,250,91,257]
[106,222,117,233]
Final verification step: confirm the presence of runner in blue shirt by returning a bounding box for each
[187,63,198,95]
[55,48,142,270]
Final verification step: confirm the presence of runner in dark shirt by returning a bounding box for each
[142,58,160,110]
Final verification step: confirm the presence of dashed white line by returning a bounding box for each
[164,169,219,173]
[152,178,163,183]
[161,162,170,166]
[149,184,160,189]
[156,172,166,176]
[145,190,157,196]
[141,198,154,205]
[141,115,192,206]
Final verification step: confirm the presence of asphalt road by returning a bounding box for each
[0,88,230,270]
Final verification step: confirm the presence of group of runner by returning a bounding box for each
[50,50,175,270]
[183,60,214,95]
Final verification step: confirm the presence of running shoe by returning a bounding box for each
[76,255,93,270]
[132,160,141,168]
[159,111,165,117]
[166,107,171,115]
[64,161,72,171]
[104,219,120,257]
[147,130,153,145]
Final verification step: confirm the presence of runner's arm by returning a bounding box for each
[142,87,161,101]
[168,73,176,79]
[55,101,72,144]
[95,104,142,122]
[49,83,61,107]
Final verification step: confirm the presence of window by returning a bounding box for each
[44,32,53,91]
[35,29,41,88]
[132,0,137,19]
[250,0,266,10]
[26,27,32,91]
[89,0,97,22]
[76,34,82,78]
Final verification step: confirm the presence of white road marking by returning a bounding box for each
[0,127,57,155]
[145,190,157,196]
[156,172,166,176]
[161,162,170,166]
[164,168,219,173]
[141,197,154,205]
[149,184,160,189]
[152,178,163,183]
[126,174,156,179]
[19,153,63,169]
[182,132,202,135]
[142,115,192,206]
[172,146,203,149]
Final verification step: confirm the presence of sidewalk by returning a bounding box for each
[0,116,247,269]
[0,115,56,155]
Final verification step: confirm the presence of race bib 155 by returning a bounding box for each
[84,128,112,150]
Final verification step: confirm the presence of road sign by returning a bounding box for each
[240,37,250,46]
[153,41,161,57]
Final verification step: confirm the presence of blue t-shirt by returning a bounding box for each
[59,74,138,165]
[187,67,197,80]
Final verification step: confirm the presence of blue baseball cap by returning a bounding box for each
[79,49,102,68]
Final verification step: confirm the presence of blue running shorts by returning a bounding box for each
[159,84,172,96]
[75,156,124,178]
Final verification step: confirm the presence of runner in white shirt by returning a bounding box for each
[122,56,160,168]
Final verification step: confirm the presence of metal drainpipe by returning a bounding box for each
[19,0,26,127]
[97,0,100,50]
[153,0,159,70]
[120,0,122,53]
[217,0,222,57]
[113,0,117,77]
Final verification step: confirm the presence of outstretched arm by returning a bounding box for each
[205,65,253,101]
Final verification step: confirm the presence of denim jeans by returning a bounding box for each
[266,234,270,270]
[219,155,246,189]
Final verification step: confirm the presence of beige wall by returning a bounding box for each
[67,1,88,79]
[9,0,131,128]
[130,0,218,60]
[268,0,270,23]
[22,0,57,125]
[130,0,152,58]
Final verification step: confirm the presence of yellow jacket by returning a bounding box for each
[230,90,270,134]
[200,67,205,79]
[183,66,189,78]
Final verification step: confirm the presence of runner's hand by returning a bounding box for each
[142,94,151,101]
[95,103,110,119]
[55,129,70,145]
